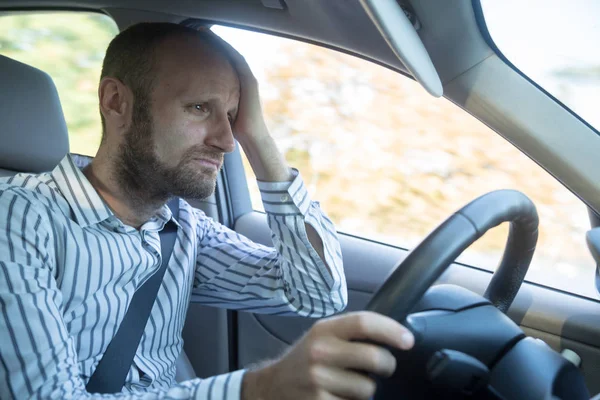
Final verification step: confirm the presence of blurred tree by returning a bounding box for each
[255,38,593,286]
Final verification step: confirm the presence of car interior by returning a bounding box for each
[1,0,600,399]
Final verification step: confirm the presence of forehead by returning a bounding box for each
[151,34,240,103]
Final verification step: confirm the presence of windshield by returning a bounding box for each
[479,0,600,131]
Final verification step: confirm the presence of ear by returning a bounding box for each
[98,77,132,138]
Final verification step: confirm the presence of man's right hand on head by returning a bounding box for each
[241,311,415,400]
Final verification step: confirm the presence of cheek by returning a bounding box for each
[177,117,213,150]
[156,119,209,164]
[149,118,186,164]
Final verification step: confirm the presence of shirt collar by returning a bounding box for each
[51,154,183,230]
[51,154,113,228]
[154,199,182,230]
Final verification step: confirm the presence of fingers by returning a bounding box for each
[309,365,378,400]
[317,311,415,351]
[262,311,408,400]
[309,336,397,378]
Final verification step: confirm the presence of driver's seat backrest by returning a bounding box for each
[0,54,197,383]
[0,54,69,176]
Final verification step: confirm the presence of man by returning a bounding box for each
[0,23,414,399]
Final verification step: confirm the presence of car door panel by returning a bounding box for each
[234,211,600,395]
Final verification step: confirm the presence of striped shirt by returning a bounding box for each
[0,154,346,399]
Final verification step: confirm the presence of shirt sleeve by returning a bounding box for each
[192,169,347,317]
[0,189,247,400]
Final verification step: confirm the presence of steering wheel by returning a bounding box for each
[367,189,538,318]
[366,190,589,399]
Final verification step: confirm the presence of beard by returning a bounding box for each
[116,100,223,204]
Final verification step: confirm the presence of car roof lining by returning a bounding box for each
[0,0,494,86]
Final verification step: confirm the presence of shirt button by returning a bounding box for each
[280,194,290,202]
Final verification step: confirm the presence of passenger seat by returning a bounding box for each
[0,53,197,383]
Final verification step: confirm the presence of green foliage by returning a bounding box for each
[0,12,118,155]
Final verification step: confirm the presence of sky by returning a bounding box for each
[481,0,600,129]
[481,0,600,69]
[214,0,600,130]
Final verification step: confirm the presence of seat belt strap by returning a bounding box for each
[86,198,180,393]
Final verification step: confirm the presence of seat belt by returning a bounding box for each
[86,198,180,394]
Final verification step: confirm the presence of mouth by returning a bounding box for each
[195,158,221,170]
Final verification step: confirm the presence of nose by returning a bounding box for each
[204,111,236,153]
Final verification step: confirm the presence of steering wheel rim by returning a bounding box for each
[366,189,539,321]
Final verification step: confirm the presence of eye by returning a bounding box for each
[192,103,210,114]
[227,114,234,126]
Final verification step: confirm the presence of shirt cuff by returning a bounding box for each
[193,369,246,399]
[256,168,311,215]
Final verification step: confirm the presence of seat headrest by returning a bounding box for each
[0,54,69,173]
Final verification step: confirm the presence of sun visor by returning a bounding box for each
[359,0,443,97]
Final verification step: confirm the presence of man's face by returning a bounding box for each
[119,34,240,201]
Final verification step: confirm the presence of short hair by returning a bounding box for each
[99,22,223,141]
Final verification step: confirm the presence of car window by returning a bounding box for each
[479,0,600,131]
[0,12,118,156]
[213,25,597,299]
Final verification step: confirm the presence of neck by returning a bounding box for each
[83,147,166,229]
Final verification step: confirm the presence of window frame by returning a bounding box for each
[472,0,600,138]
[472,0,600,289]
